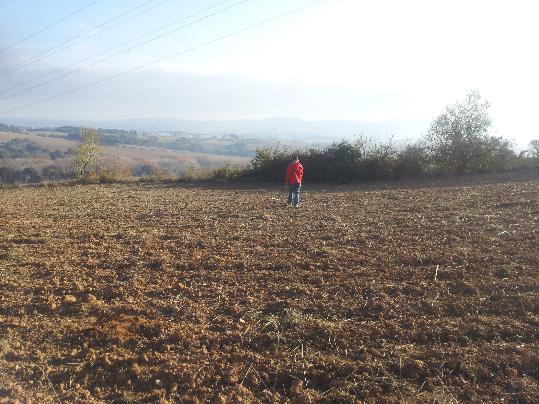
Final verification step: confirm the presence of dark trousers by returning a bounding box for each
[287,183,301,205]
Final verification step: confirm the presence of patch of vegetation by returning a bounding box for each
[37,125,257,157]
[0,123,23,133]
[0,138,69,160]
[72,128,102,181]
[249,92,539,183]
[0,166,45,184]
[2,92,537,186]
[425,91,514,174]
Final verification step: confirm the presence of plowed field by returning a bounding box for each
[0,176,538,402]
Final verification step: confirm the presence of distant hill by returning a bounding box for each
[0,131,250,184]
[4,117,428,143]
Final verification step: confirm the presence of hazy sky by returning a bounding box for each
[0,0,538,144]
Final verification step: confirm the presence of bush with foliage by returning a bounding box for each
[0,138,58,159]
[0,166,43,184]
[425,91,515,174]
[249,92,534,183]
[133,164,166,180]
[96,165,132,184]
[210,163,246,181]
[393,144,429,179]
[42,165,69,181]
[0,166,19,183]
[72,128,102,180]
[250,138,404,183]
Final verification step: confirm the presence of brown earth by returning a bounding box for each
[0,174,538,403]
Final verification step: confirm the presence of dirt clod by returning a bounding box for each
[63,295,77,303]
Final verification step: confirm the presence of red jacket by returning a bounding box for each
[285,161,304,185]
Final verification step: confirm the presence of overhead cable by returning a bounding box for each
[0,0,101,55]
[0,0,241,100]
[1,0,326,116]
[0,0,174,77]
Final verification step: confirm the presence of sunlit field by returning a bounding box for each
[1,175,537,402]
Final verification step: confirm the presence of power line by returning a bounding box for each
[0,0,166,76]
[0,0,101,55]
[0,0,174,77]
[0,0,240,99]
[1,0,326,116]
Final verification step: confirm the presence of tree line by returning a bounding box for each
[0,138,71,160]
[248,92,539,183]
[1,92,538,186]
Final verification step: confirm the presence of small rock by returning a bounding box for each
[130,363,142,377]
[64,295,77,303]
[445,359,461,371]
[401,360,425,379]
[101,355,113,366]
[168,332,182,343]
[504,367,518,378]
[115,372,130,385]
[291,380,303,392]
[416,334,429,344]
[85,293,97,303]
[225,372,239,384]
[80,390,91,399]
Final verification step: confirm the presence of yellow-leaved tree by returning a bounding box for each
[73,128,101,180]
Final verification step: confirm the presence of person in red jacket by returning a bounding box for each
[285,156,304,207]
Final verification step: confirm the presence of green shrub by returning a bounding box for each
[97,165,132,184]
[277,92,523,183]
[248,131,532,183]
[73,128,102,181]
[249,138,401,183]
[425,91,517,174]
[394,144,428,179]
[211,163,247,181]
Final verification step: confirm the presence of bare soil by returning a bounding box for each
[0,175,538,402]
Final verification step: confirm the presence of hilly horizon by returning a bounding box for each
[2,116,428,143]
